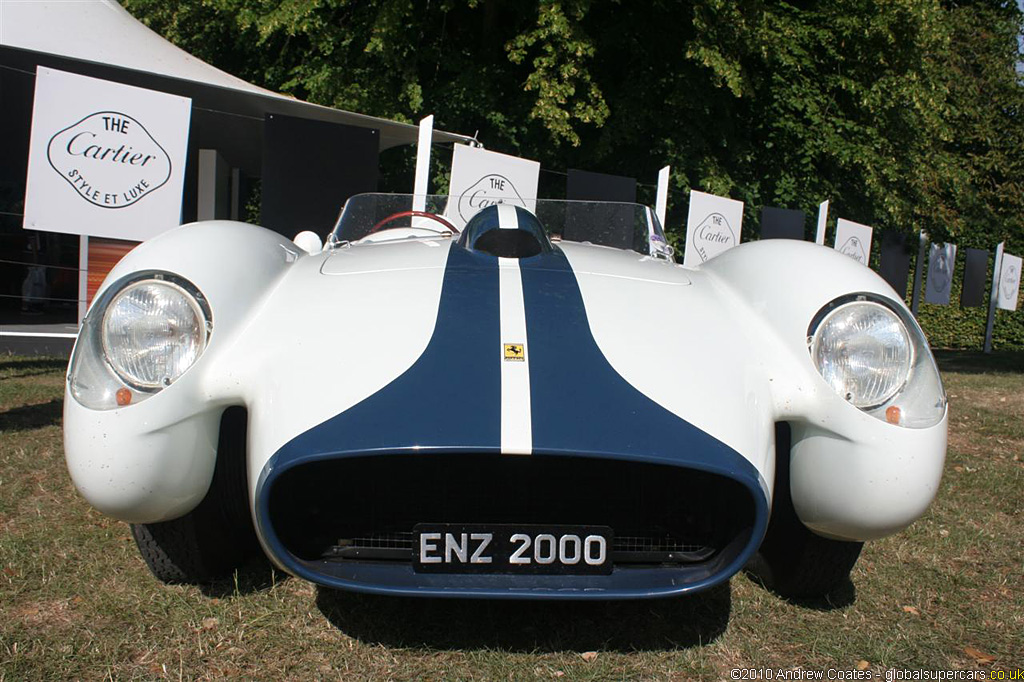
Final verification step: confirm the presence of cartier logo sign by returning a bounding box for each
[46,111,172,209]
[457,174,527,223]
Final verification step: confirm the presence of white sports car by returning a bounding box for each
[63,194,947,599]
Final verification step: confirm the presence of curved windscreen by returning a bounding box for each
[330,194,669,257]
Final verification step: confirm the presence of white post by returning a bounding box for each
[413,115,434,213]
[77,234,89,324]
[815,200,829,245]
[655,165,670,228]
[198,149,230,220]
[911,230,927,316]
[984,241,1004,354]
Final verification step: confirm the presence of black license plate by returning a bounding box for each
[413,524,613,575]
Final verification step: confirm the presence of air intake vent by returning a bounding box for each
[267,453,755,568]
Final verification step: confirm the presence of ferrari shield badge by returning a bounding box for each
[503,343,525,361]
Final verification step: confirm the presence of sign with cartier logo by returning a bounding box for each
[47,111,172,208]
[24,68,191,241]
[997,252,1021,312]
[683,190,744,267]
[833,218,873,266]
[445,145,540,229]
[925,242,956,305]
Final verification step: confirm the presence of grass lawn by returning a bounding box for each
[1,352,1021,680]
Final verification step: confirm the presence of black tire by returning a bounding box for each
[131,407,260,584]
[747,423,863,599]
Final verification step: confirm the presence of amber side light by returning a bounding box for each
[116,388,133,406]
[885,405,902,425]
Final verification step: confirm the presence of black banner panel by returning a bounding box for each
[961,248,989,307]
[759,206,806,240]
[262,114,379,239]
[566,169,637,203]
[565,169,637,250]
[878,231,912,297]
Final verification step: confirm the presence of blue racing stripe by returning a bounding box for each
[520,250,762,489]
[268,243,503,468]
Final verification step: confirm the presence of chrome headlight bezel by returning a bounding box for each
[100,277,211,390]
[809,298,913,410]
[808,293,945,428]
[68,271,212,410]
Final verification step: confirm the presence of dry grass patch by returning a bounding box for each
[1,352,1021,680]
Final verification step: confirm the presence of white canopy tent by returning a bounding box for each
[0,0,475,347]
[0,0,474,173]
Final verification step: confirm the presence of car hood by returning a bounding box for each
[206,238,776,495]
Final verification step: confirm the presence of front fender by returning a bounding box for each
[700,240,947,541]
[64,221,301,523]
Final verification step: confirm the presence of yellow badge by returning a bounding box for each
[503,343,525,361]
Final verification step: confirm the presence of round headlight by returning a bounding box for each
[810,301,912,409]
[101,279,209,389]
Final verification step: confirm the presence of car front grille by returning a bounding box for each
[267,453,755,570]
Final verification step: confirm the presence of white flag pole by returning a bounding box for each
[655,165,670,227]
[911,230,927,317]
[815,200,829,245]
[984,241,1005,354]
[412,115,433,213]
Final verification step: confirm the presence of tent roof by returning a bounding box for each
[0,0,473,167]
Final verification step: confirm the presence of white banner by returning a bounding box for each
[997,252,1021,311]
[655,165,670,228]
[445,145,540,229]
[815,200,829,245]
[24,67,191,241]
[412,115,433,212]
[834,218,873,265]
[924,243,957,305]
[683,190,743,267]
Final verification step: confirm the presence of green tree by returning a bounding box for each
[935,1,1024,249]
[123,0,1024,251]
